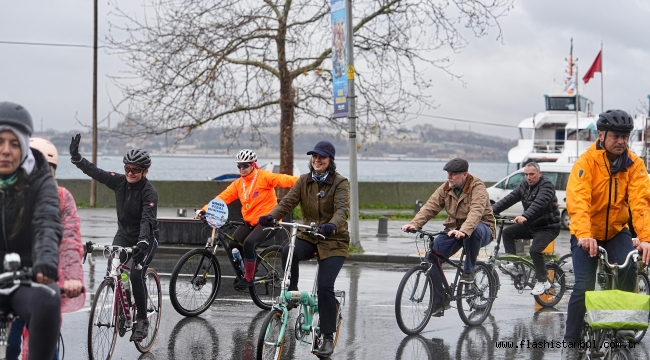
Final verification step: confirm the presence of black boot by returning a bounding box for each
[318,333,334,357]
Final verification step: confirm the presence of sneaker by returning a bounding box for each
[130,319,149,342]
[459,272,475,284]
[234,277,253,291]
[427,303,445,317]
[499,262,520,275]
[530,280,552,295]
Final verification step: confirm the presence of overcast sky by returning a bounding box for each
[1,1,649,139]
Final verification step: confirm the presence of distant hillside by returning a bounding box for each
[35,123,516,161]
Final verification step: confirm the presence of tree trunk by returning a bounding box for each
[277,16,294,198]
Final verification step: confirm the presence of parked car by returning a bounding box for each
[487,163,573,230]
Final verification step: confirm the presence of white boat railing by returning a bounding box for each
[532,140,564,153]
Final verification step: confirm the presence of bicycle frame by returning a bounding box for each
[91,245,138,332]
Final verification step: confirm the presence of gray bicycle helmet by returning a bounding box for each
[123,149,152,169]
[235,149,257,163]
[596,109,634,135]
[0,102,33,135]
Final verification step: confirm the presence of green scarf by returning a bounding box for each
[0,172,18,189]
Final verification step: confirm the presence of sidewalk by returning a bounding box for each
[78,208,573,264]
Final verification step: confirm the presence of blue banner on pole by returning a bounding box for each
[331,0,348,118]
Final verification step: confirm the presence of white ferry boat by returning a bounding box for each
[508,93,597,167]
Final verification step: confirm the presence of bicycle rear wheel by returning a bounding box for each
[88,278,118,360]
[395,264,435,335]
[557,253,574,290]
[456,263,494,326]
[135,268,162,353]
[632,270,650,343]
[256,309,286,360]
[533,263,566,307]
[169,249,221,316]
[250,245,283,310]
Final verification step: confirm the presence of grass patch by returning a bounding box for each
[292,205,302,219]
[360,203,413,210]
[349,244,365,254]
[358,212,447,221]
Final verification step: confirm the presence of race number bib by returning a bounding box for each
[205,198,229,228]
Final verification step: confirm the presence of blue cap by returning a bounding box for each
[307,141,336,160]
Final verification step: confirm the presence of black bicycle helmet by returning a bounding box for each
[123,149,152,169]
[0,102,33,135]
[596,109,634,135]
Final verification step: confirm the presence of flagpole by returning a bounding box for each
[601,41,604,112]
[576,64,579,162]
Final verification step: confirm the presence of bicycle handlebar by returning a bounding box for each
[263,220,326,239]
[83,241,142,270]
[0,268,57,297]
[597,246,639,270]
[406,228,449,239]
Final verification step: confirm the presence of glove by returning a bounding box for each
[69,133,82,162]
[319,223,337,238]
[258,215,276,227]
[34,263,59,282]
[132,241,148,264]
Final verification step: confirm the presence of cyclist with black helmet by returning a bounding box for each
[562,109,650,351]
[0,102,62,360]
[69,133,158,342]
[196,149,297,290]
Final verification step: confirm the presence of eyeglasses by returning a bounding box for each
[237,163,252,170]
[124,165,143,175]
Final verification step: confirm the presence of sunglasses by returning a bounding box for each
[237,163,252,170]
[124,165,144,175]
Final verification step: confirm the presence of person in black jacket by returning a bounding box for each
[491,161,561,296]
[0,102,62,360]
[69,133,158,342]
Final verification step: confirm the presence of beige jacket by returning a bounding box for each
[410,175,496,238]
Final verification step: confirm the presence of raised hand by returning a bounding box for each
[70,133,82,161]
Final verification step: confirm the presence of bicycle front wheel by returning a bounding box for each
[250,245,283,310]
[135,268,162,353]
[456,263,494,326]
[256,309,286,360]
[169,249,221,317]
[395,264,435,335]
[533,263,566,307]
[88,278,118,360]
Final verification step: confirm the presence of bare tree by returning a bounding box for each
[107,0,513,175]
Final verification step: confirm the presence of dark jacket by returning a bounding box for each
[269,172,350,259]
[492,175,561,230]
[0,149,62,268]
[73,157,158,245]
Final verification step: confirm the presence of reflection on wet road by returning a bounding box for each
[60,255,650,359]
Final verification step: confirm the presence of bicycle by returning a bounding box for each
[0,253,59,360]
[84,242,162,360]
[168,218,284,316]
[579,247,641,360]
[394,228,496,335]
[487,217,566,307]
[256,221,346,360]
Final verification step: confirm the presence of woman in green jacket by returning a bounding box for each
[259,140,349,358]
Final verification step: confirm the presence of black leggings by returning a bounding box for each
[1,283,61,360]
[115,233,159,320]
[232,224,277,260]
[282,239,344,335]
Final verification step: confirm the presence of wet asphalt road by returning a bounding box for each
[59,252,650,360]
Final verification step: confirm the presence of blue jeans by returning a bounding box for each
[429,222,492,305]
[564,229,637,342]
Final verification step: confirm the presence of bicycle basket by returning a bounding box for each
[585,290,650,330]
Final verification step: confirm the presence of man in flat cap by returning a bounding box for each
[402,158,495,316]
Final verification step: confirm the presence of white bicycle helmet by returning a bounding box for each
[235,149,257,163]
[30,137,59,168]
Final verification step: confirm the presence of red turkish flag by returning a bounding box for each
[583,51,602,84]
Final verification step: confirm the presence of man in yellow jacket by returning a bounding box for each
[563,109,650,348]
[197,149,298,290]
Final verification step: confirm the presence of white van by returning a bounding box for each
[487,163,573,229]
